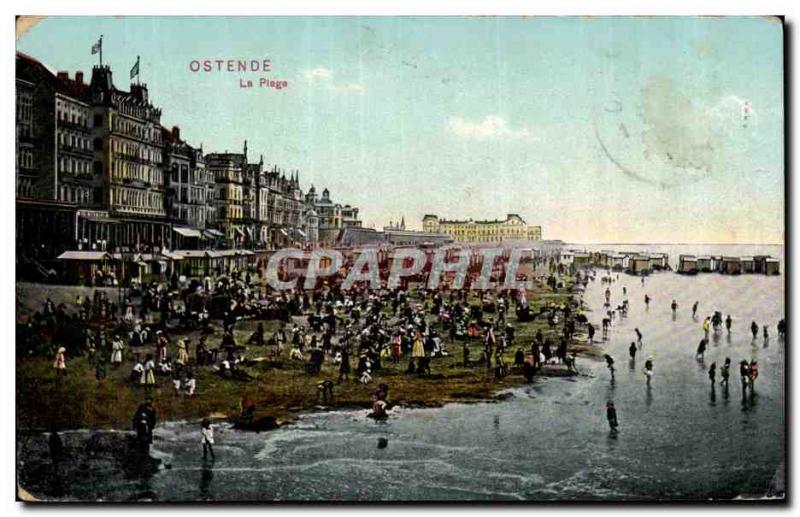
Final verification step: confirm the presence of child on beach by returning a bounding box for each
[201,418,215,460]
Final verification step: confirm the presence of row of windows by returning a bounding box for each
[112,115,162,145]
[17,93,33,124]
[168,186,208,205]
[58,131,91,151]
[112,137,161,163]
[170,164,214,187]
[18,149,33,169]
[58,185,91,205]
[17,177,34,198]
[212,167,243,183]
[217,184,243,202]
[59,156,91,176]
[218,206,243,220]
[110,187,165,213]
[56,99,89,127]
[171,206,209,226]
[112,160,163,185]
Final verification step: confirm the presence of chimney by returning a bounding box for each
[75,71,84,84]
[172,126,180,140]
[57,71,68,81]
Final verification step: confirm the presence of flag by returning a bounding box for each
[91,37,101,55]
[130,57,139,80]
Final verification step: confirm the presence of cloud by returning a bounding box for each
[447,115,535,140]
[302,67,364,94]
[303,67,333,80]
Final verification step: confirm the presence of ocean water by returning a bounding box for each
[17,245,786,501]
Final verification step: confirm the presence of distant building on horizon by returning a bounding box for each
[422,213,542,243]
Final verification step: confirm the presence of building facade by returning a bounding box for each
[16,54,95,206]
[206,148,246,247]
[422,213,542,243]
[16,50,363,272]
[86,65,170,251]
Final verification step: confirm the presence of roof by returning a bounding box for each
[57,251,112,261]
[17,51,89,101]
[172,250,211,258]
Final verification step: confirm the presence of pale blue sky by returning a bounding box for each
[17,16,784,243]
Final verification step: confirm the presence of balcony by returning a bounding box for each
[59,144,94,158]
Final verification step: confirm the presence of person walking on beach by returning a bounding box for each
[110,336,124,367]
[748,360,759,392]
[763,325,769,342]
[671,299,678,314]
[635,328,643,347]
[720,358,731,388]
[696,338,707,361]
[692,301,699,319]
[708,362,716,387]
[53,347,66,380]
[588,323,595,343]
[739,360,750,393]
[606,402,619,431]
[629,342,637,360]
[751,321,759,340]
[338,348,351,383]
[644,294,650,308]
[643,357,654,385]
[201,418,215,460]
[703,317,711,336]
[725,314,733,333]
[604,354,615,377]
[144,354,156,387]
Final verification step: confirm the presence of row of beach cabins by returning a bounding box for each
[560,250,780,276]
[676,254,780,276]
[560,250,669,276]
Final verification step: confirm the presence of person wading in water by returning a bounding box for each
[606,401,619,432]
[696,338,708,361]
[643,357,654,386]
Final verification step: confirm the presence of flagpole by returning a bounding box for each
[99,35,103,66]
[137,56,140,85]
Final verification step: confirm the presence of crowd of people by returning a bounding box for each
[20,257,593,457]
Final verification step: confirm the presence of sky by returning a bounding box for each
[16,16,785,244]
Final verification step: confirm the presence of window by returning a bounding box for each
[94,114,103,128]
[94,138,103,151]
[93,161,103,175]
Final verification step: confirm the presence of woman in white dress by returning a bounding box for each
[110,337,124,366]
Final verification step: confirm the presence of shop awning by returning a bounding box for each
[57,251,112,261]
[173,227,203,238]
[204,229,225,238]
[160,250,184,261]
